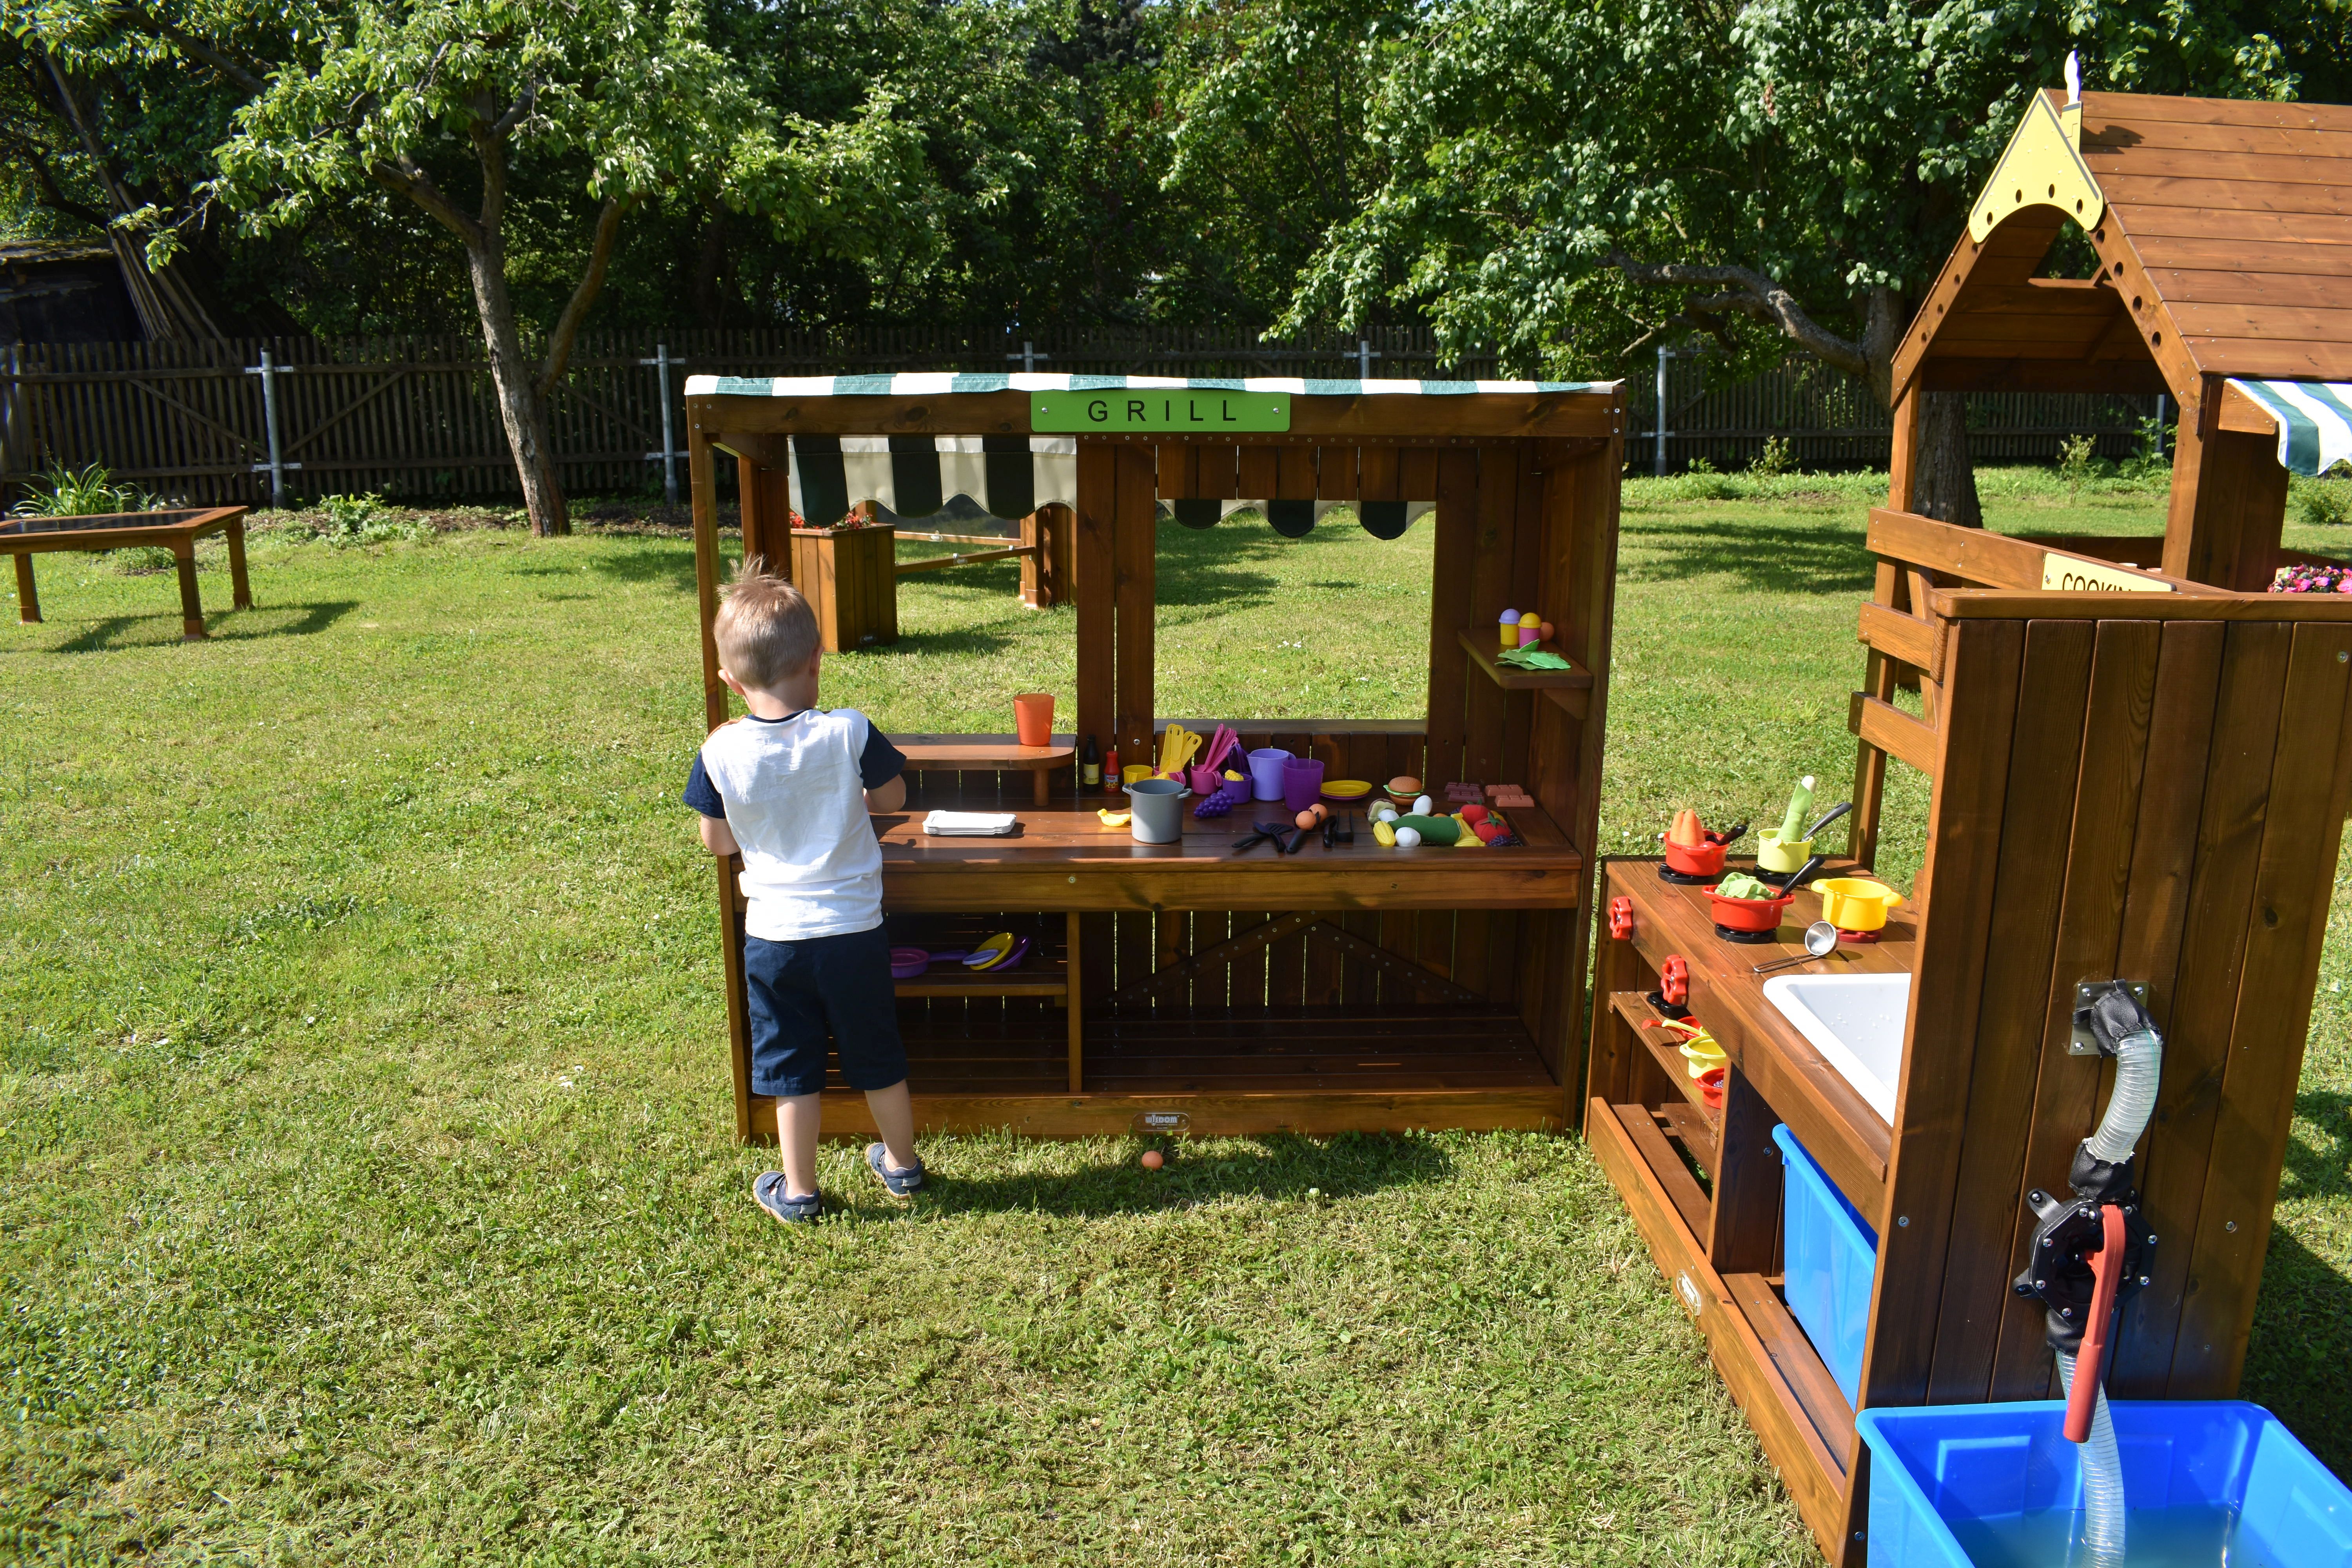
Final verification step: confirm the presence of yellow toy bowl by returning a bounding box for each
[1755,830,1814,874]
[1814,877,1904,932]
[1679,1033,1728,1078]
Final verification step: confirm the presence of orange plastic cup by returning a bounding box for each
[1013,692,1055,746]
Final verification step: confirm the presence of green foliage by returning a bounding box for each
[1276,0,2324,377]
[1748,436,1794,478]
[301,492,429,546]
[2296,475,2352,527]
[2117,413,2173,483]
[7,461,153,517]
[2056,434,2101,495]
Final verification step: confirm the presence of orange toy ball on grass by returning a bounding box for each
[1141,1149,1165,1171]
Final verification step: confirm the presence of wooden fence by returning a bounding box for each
[0,326,2161,506]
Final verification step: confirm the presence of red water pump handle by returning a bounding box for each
[1661,955,1689,1007]
[2063,1203,2129,1443]
[1608,896,1635,940]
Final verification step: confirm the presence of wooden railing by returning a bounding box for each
[1845,509,2222,861]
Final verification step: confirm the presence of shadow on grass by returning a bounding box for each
[1624,515,1876,597]
[910,1130,1456,1217]
[2241,1091,2352,1479]
[34,599,357,653]
[580,543,701,595]
[849,626,1020,658]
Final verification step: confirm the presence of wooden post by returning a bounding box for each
[689,422,728,733]
[2162,379,2289,591]
[1112,444,1157,763]
[225,515,253,610]
[12,552,37,624]
[1074,446,1116,748]
[172,543,205,641]
[1066,910,1083,1092]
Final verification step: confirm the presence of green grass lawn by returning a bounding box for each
[4,469,2349,1563]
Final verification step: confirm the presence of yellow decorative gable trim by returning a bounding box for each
[1968,92,2104,243]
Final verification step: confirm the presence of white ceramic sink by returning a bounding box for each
[1761,972,1911,1123]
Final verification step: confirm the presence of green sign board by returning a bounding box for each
[1031,388,1290,433]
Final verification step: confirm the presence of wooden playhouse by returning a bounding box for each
[1586,87,2352,1564]
[684,372,1625,1139]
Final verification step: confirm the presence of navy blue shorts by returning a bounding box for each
[743,925,907,1098]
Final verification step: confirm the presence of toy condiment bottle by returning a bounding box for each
[1081,734,1101,788]
[1103,747,1119,794]
[1499,608,1519,651]
[1519,610,1542,647]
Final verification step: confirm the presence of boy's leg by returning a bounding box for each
[865,1081,917,1172]
[744,936,834,1203]
[776,1093,824,1198]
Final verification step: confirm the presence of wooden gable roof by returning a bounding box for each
[1895,90,2352,408]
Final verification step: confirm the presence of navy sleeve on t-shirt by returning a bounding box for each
[682,751,726,818]
[681,717,904,819]
[858,722,907,789]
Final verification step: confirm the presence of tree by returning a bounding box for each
[9,0,938,534]
[1278,0,2321,516]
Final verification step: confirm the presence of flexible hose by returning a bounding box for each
[2057,1349,2126,1568]
[2085,1027,2162,1163]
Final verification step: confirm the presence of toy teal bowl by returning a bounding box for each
[1756,831,1814,873]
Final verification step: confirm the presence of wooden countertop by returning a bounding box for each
[1605,858,1915,1229]
[873,780,1584,913]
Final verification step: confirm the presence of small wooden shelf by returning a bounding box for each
[894,958,1070,999]
[898,733,1077,806]
[1458,629,1595,716]
[1610,990,1721,1125]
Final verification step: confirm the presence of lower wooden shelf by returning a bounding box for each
[1587,1096,1862,1568]
[895,959,1069,999]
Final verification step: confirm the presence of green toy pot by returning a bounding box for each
[1756,831,1814,873]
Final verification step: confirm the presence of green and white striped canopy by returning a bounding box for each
[684,372,1611,398]
[2227,379,2352,477]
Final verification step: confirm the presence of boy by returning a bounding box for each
[682,564,921,1223]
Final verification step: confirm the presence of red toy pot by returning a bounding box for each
[1663,838,1728,877]
[1704,883,1794,933]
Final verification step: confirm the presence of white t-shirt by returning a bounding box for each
[695,709,894,942]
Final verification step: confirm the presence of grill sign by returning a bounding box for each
[1033,391,1290,433]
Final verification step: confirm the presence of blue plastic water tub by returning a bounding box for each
[1856,1399,2352,1566]
[1772,1122,1878,1406]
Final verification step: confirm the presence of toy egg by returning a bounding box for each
[1412,794,1434,816]
[1538,620,1555,642]
[1499,609,1519,651]
[1394,825,1422,849]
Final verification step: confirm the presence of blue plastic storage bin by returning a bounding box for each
[1773,1123,1878,1406]
[1856,1399,2352,1567]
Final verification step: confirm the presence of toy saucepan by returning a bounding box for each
[1813,877,1904,933]
[1664,818,1749,878]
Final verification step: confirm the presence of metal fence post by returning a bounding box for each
[657,342,677,503]
[1655,346,1670,477]
[243,348,285,507]
[1359,338,1381,381]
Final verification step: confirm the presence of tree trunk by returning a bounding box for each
[464,237,568,536]
[1910,391,1982,527]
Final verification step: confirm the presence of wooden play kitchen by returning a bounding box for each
[685,370,1623,1138]
[1588,85,2352,1566]
[3,504,252,640]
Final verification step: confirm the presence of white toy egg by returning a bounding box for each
[1395,825,1423,849]
[1412,794,1434,816]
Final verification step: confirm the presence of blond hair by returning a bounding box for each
[714,559,818,689]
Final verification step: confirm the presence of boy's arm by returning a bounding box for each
[858,719,909,815]
[683,751,738,857]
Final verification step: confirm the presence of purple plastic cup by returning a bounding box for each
[1282,757,1326,812]
[1247,746,1292,801]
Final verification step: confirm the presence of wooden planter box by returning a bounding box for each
[788,524,897,652]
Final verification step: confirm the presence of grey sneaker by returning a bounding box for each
[866,1143,924,1196]
[753,1171,822,1223]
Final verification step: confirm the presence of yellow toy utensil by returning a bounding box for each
[1097,807,1132,827]
[1159,723,1201,776]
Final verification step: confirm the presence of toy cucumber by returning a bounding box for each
[1777,775,1815,845]
[1395,813,1461,846]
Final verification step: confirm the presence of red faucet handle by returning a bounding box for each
[1661,954,1690,1007]
[2063,1203,2131,1444]
[1608,896,1635,940]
